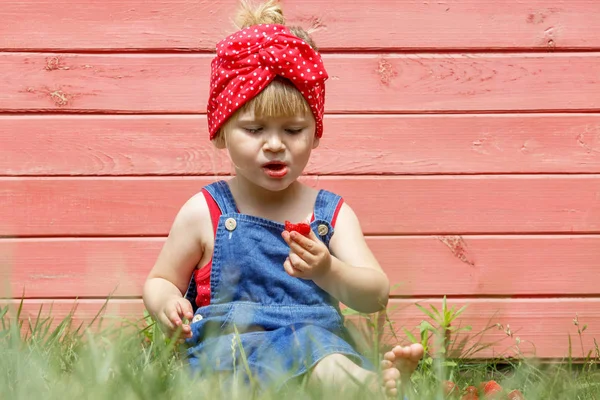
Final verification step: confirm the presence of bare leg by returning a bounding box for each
[306,353,400,398]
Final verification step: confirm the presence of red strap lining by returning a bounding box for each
[331,198,344,228]
[193,189,222,282]
[203,188,221,237]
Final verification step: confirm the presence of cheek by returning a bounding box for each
[290,139,314,165]
[226,138,257,166]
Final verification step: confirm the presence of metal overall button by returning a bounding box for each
[192,314,203,323]
[225,217,237,231]
[317,224,329,236]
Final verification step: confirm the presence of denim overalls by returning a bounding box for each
[184,180,370,389]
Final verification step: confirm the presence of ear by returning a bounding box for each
[312,136,320,149]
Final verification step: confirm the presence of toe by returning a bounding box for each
[382,367,400,381]
[391,345,405,357]
[383,350,396,362]
[381,359,393,370]
[409,343,425,361]
[384,379,397,389]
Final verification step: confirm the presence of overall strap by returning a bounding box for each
[203,180,239,215]
[313,190,344,228]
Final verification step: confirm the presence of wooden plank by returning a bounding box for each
[3,114,600,176]
[3,298,599,360]
[0,299,146,331]
[3,236,600,298]
[1,176,599,236]
[380,298,600,360]
[1,53,599,113]
[1,1,599,50]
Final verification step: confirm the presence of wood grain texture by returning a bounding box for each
[379,298,600,359]
[3,236,600,298]
[1,53,599,113]
[1,0,599,50]
[2,114,600,176]
[4,298,599,359]
[2,176,599,237]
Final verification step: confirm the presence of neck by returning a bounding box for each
[228,176,302,209]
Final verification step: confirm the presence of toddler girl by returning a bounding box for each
[143,0,423,397]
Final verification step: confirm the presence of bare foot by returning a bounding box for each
[382,343,424,397]
[379,358,401,398]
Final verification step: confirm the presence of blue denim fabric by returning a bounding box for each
[184,180,371,389]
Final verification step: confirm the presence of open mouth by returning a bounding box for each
[262,162,289,178]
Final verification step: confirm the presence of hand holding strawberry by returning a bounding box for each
[284,220,311,236]
[281,224,332,280]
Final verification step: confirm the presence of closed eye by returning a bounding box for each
[285,128,304,135]
[244,127,263,134]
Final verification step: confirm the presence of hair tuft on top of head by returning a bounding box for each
[235,0,285,29]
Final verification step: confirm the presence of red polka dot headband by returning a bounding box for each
[207,24,329,140]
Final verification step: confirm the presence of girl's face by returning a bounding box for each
[220,109,319,192]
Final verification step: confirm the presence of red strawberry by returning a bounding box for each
[443,380,459,397]
[284,221,311,236]
[507,389,525,400]
[465,386,478,394]
[461,386,479,400]
[482,380,503,398]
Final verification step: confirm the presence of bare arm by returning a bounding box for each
[315,203,389,313]
[282,203,389,313]
[143,192,211,336]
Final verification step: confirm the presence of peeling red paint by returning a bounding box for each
[49,90,70,106]
[437,235,475,266]
[45,56,70,71]
[376,58,397,86]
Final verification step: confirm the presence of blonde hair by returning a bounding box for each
[214,0,318,144]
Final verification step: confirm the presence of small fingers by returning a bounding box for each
[283,257,298,277]
[290,231,317,253]
[168,308,183,327]
[288,240,314,263]
[157,313,178,337]
[179,298,194,321]
[289,253,309,272]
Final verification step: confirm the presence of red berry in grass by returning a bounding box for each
[507,389,525,400]
[482,380,503,398]
[284,221,311,236]
[461,386,479,400]
[443,380,459,397]
[465,386,478,394]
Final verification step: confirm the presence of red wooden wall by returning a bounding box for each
[1,0,600,359]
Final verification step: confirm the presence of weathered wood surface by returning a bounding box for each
[1,0,599,51]
[2,0,599,362]
[2,235,600,298]
[2,114,600,176]
[2,176,599,237]
[1,53,599,113]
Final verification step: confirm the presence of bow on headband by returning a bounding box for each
[207,24,329,140]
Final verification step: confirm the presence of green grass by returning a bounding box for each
[1,300,599,400]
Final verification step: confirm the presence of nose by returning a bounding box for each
[263,131,285,152]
